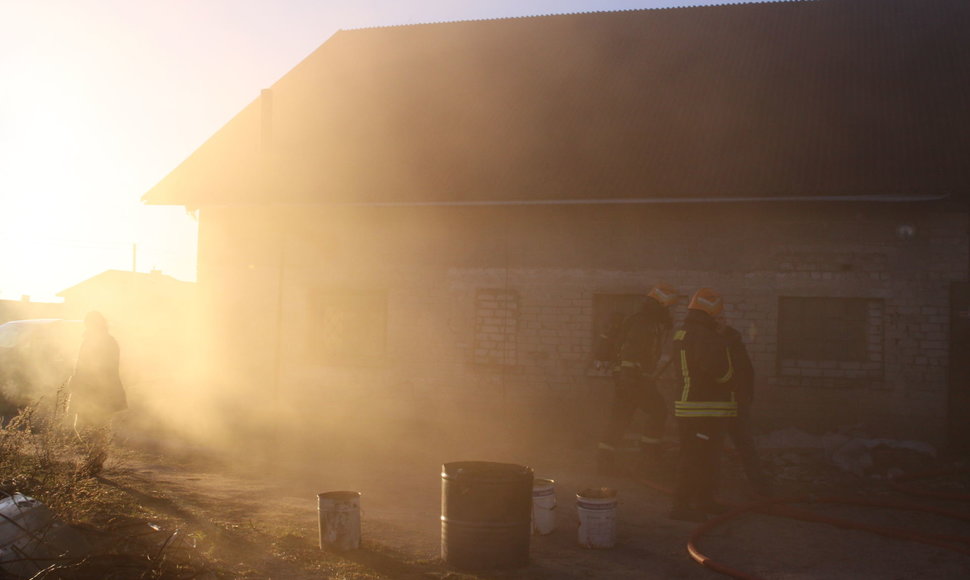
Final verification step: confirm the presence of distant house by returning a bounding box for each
[57,270,197,391]
[57,269,193,318]
[143,0,970,451]
[56,268,195,318]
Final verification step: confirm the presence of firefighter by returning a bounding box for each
[596,283,679,476]
[669,288,736,522]
[721,323,772,498]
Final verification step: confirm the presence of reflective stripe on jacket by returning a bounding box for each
[673,309,737,418]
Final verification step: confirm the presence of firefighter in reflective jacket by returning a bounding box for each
[722,323,772,498]
[596,283,679,476]
[669,288,737,522]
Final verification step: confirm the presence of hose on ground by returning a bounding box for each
[638,466,970,579]
[890,467,970,501]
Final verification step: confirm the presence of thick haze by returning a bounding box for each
[0,0,787,506]
[0,0,758,301]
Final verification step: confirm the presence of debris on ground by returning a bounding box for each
[0,493,91,578]
[0,493,212,579]
[757,426,948,485]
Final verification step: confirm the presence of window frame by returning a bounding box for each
[472,288,519,367]
[589,293,645,375]
[305,288,388,367]
[776,296,884,387]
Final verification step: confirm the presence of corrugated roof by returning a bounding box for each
[143,0,970,207]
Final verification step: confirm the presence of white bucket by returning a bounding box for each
[318,491,361,551]
[576,487,617,549]
[531,478,557,535]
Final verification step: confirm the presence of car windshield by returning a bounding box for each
[0,319,84,411]
[0,319,79,348]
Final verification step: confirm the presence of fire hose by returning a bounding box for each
[637,466,970,579]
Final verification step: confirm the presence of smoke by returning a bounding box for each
[66,204,613,493]
[1,20,701,485]
[0,320,81,416]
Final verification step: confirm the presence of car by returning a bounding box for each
[0,319,83,417]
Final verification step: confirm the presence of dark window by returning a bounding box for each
[778,297,868,361]
[307,289,386,366]
[590,294,644,371]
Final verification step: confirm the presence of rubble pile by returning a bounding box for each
[745,426,956,494]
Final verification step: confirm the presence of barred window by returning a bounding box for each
[592,294,643,346]
[779,297,868,361]
[588,294,643,374]
[777,297,884,387]
[473,288,518,366]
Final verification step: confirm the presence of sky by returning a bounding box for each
[0,0,757,302]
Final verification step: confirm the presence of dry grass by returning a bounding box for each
[0,400,481,579]
[0,400,224,578]
[0,400,400,579]
[0,396,124,523]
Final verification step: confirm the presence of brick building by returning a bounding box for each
[143,0,970,451]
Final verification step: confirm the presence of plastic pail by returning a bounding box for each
[532,478,557,535]
[318,491,361,551]
[576,487,617,549]
[441,461,533,570]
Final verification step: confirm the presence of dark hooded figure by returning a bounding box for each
[68,311,127,427]
[597,283,679,476]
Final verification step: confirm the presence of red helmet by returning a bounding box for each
[648,283,679,307]
[688,288,724,316]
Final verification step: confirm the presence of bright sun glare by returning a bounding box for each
[0,3,198,301]
[1,0,727,302]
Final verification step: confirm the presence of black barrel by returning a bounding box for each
[441,461,534,570]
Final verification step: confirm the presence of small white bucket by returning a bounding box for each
[576,487,617,549]
[532,478,557,535]
[318,491,361,551]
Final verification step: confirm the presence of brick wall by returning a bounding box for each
[202,202,967,448]
[473,288,519,366]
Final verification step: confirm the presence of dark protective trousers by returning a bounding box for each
[674,417,729,509]
[728,405,771,497]
[602,366,667,448]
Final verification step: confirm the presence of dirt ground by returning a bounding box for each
[94,435,970,580]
